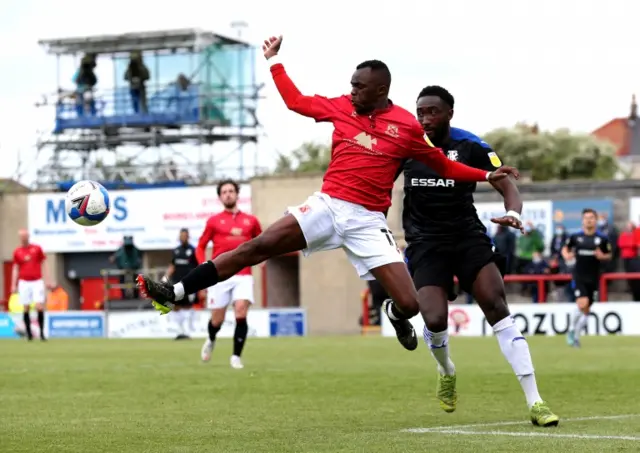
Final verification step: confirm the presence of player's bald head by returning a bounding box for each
[18,228,28,244]
[355,59,391,88]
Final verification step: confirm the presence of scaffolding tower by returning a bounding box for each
[35,28,264,190]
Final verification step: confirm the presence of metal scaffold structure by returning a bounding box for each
[35,28,264,190]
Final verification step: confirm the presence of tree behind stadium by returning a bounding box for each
[483,123,619,181]
[274,141,330,174]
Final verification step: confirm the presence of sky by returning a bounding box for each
[0,0,638,184]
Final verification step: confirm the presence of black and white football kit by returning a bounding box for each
[402,128,506,293]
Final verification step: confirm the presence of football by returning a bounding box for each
[65,180,111,226]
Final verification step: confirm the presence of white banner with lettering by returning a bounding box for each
[475,200,552,249]
[381,303,638,338]
[28,185,251,252]
[106,308,307,339]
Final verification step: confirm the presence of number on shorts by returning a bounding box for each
[380,228,395,246]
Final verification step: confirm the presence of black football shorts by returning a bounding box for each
[405,231,506,294]
[572,278,598,305]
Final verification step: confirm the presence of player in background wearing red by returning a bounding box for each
[196,180,262,369]
[11,229,54,341]
[138,35,520,353]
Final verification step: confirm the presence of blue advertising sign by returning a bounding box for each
[552,199,614,234]
[47,312,105,338]
[0,313,20,339]
[269,310,306,337]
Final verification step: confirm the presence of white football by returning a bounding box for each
[65,180,111,226]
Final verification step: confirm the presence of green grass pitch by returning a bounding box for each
[2,336,639,452]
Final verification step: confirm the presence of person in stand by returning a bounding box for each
[618,221,640,301]
[110,236,142,299]
[165,228,199,340]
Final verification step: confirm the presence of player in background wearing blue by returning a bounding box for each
[396,86,559,426]
[562,209,612,348]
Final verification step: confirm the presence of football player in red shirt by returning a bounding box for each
[11,229,53,341]
[138,35,519,353]
[196,180,262,369]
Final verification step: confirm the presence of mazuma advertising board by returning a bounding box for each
[381,303,639,338]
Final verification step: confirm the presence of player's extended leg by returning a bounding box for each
[472,263,559,427]
[417,285,457,412]
[138,214,307,310]
[372,263,420,351]
[567,288,590,348]
[230,300,250,369]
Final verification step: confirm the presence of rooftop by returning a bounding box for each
[38,28,251,56]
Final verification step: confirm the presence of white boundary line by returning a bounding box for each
[402,414,640,434]
[432,429,640,441]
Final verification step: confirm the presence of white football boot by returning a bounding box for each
[230,355,244,369]
[201,339,214,362]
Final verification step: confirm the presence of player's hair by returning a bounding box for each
[417,85,455,108]
[582,208,598,217]
[356,60,391,85]
[216,179,240,196]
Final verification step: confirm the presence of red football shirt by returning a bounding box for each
[269,61,490,212]
[196,210,263,276]
[13,244,46,281]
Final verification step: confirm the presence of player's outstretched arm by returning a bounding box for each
[408,125,520,183]
[263,35,334,121]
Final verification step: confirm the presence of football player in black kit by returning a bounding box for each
[562,208,611,348]
[165,228,199,340]
[395,85,558,426]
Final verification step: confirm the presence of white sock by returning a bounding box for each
[493,316,542,408]
[173,282,185,301]
[569,307,582,334]
[575,313,589,339]
[423,326,455,375]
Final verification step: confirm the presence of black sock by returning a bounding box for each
[182,261,219,295]
[233,318,248,357]
[37,311,45,338]
[208,322,221,342]
[23,312,32,338]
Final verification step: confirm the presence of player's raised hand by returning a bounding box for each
[487,166,520,182]
[491,215,524,233]
[262,35,283,60]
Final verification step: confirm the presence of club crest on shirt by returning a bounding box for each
[488,152,502,168]
[231,227,243,236]
[385,124,399,138]
[594,237,601,245]
[447,150,458,161]
[243,218,251,225]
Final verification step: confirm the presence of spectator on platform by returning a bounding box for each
[110,236,142,299]
[73,55,97,117]
[124,51,150,114]
[550,224,568,260]
[493,225,516,274]
[525,251,550,303]
[598,213,619,272]
[166,74,198,119]
[618,221,640,301]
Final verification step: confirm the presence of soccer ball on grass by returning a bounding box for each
[66,180,111,226]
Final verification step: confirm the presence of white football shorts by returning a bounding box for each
[207,275,255,309]
[287,192,403,280]
[18,279,46,306]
